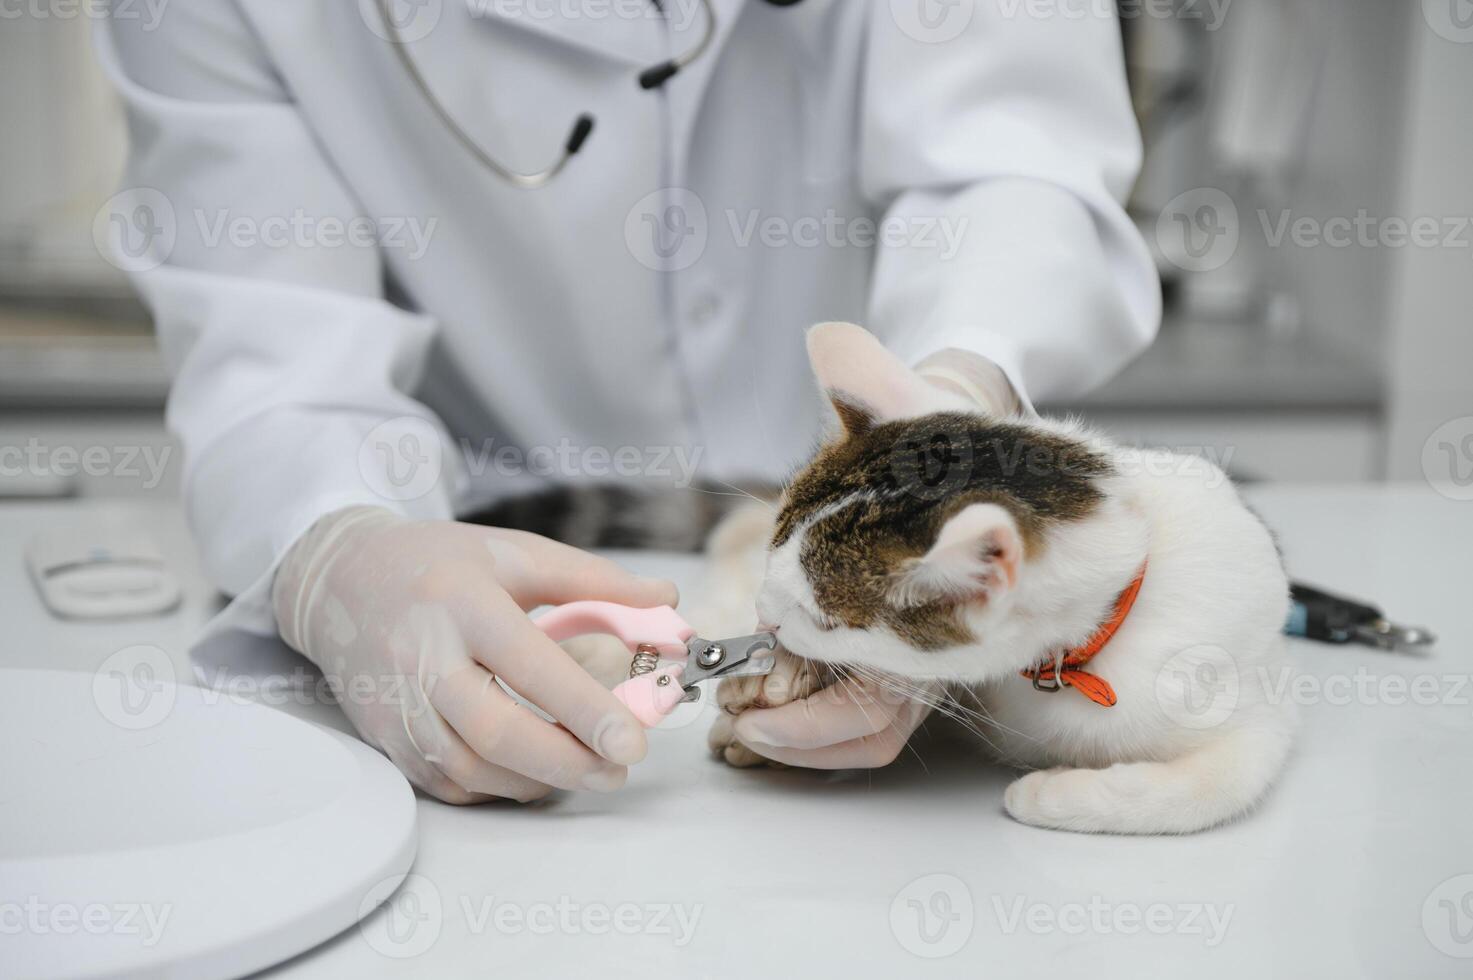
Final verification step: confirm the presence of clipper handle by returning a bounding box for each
[534,602,693,657]
[610,664,688,728]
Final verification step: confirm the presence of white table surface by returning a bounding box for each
[2,486,1470,979]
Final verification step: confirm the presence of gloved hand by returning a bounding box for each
[271,506,678,803]
[709,648,938,769]
[915,347,1024,417]
[725,677,938,769]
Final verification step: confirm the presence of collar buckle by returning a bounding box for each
[1030,671,1063,694]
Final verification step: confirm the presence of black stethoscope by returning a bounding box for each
[376,0,805,189]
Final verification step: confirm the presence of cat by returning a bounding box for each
[700,322,1297,836]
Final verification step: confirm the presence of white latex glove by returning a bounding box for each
[271,506,678,804]
[915,347,1026,417]
[729,677,939,769]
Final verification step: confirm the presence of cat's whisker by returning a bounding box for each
[947,686,1041,746]
[686,482,775,512]
[834,669,885,740]
[834,663,1027,756]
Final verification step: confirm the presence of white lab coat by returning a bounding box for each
[97,0,1159,637]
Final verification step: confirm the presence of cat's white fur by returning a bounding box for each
[706,323,1296,835]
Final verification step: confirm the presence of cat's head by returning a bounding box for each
[756,323,1128,681]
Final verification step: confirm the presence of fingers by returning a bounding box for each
[392,679,557,803]
[734,726,914,770]
[422,738,556,804]
[489,531,679,611]
[382,737,545,806]
[559,633,637,688]
[456,589,649,766]
[431,663,629,793]
[729,685,934,770]
[731,679,913,750]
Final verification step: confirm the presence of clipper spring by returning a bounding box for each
[629,643,661,680]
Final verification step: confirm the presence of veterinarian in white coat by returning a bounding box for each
[98,0,1159,801]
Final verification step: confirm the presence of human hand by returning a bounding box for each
[710,649,935,769]
[272,506,678,803]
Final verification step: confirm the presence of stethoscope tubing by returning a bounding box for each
[375,0,722,188]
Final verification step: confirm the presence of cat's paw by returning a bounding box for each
[1004,724,1290,834]
[1002,760,1232,835]
[706,649,823,768]
[707,714,774,768]
[1003,767,1093,830]
[716,648,823,715]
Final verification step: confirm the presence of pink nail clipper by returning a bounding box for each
[534,602,778,728]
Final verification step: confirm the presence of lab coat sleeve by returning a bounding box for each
[860,3,1161,405]
[96,4,461,637]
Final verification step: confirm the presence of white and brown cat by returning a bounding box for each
[701,322,1296,835]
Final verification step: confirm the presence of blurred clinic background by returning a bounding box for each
[0,0,1469,500]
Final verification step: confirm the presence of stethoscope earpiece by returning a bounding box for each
[566,114,596,155]
[639,62,682,91]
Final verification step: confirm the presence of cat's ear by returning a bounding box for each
[892,503,1022,607]
[806,322,967,433]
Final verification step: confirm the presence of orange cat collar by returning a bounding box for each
[1021,564,1147,708]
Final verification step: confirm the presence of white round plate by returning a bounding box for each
[0,668,417,979]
